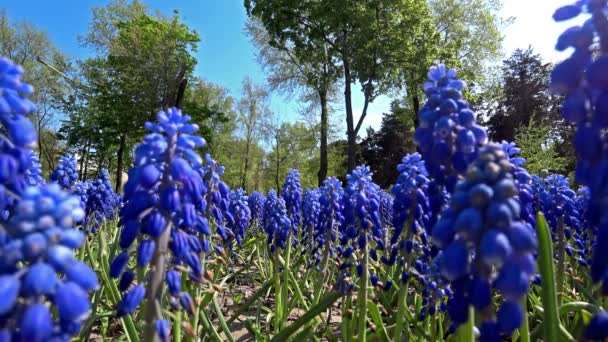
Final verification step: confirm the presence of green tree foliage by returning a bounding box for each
[480,48,576,174]
[246,18,340,185]
[514,119,567,176]
[359,101,416,188]
[245,0,436,172]
[64,1,200,191]
[237,78,271,190]
[484,48,561,141]
[183,77,236,147]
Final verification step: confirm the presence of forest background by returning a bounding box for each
[0,0,578,192]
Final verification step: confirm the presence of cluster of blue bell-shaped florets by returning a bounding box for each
[111,107,210,340]
[500,142,535,225]
[248,190,265,229]
[414,64,488,192]
[0,184,99,341]
[336,166,383,294]
[432,144,538,337]
[50,154,79,190]
[25,150,45,187]
[198,153,233,247]
[263,189,292,252]
[83,168,120,233]
[228,188,251,247]
[313,177,342,267]
[301,188,320,256]
[282,169,302,235]
[550,0,608,295]
[0,57,38,218]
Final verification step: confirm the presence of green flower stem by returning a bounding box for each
[173,311,182,342]
[143,219,172,342]
[393,281,409,342]
[281,233,292,328]
[273,247,282,334]
[357,232,369,342]
[556,217,566,305]
[519,297,530,342]
[213,292,235,342]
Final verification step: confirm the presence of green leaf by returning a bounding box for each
[536,212,560,342]
[270,291,341,342]
[368,301,390,342]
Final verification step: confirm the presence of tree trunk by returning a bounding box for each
[175,78,187,110]
[275,134,280,191]
[83,141,91,180]
[344,59,356,173]
[242,136,251,189]
[78,145,86,180]
[318,89,329,186]
[116,134,126,193]
[412,93,420,128]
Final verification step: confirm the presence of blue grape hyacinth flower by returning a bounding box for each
[50,154,79,190]
[84,168,120,233]
[248,191,265,229]
[0,184,97,340]
[198,153,233,246]
[263,190,292,252]
[549,0,608,293]
[228,188,251,248]
[414,64,488,192]
[336,166,383,294]
[314,177,343,267]
[432,144,537,337]
[25,150,45,187]
[0,56,39,217]
[282,169,302,231]
[113,107,209,340]
[301,188,320,255]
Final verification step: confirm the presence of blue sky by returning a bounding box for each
[2,0,583,134]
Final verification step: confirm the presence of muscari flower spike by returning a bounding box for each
[282,169,302,232]
[50,154,79,190]
[414,64,488,192]
[500,141,535,226]
[0,184,97,340]
[262,190,292,252]
[25,150,45,187]
[389,153,448,318]
[550,1,608,299]
[84,168,120,233]
[248,191,265,230]
[113,107,209,338]
[0,56,38,217]
[228,188,251,248]
[336,166,383,294]
[0,56,37,149]
[198,153,233,247]
[432,144,537,337]
[301,188,320,255]
[313,177,343,267]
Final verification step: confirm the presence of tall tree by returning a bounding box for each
[402,0,506,127]
[236,78,270,189]
[246,18,340,185]
[77,2,200,191]
[246,0,434,172]
[484,48,561,141]
[360,101,416,188]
